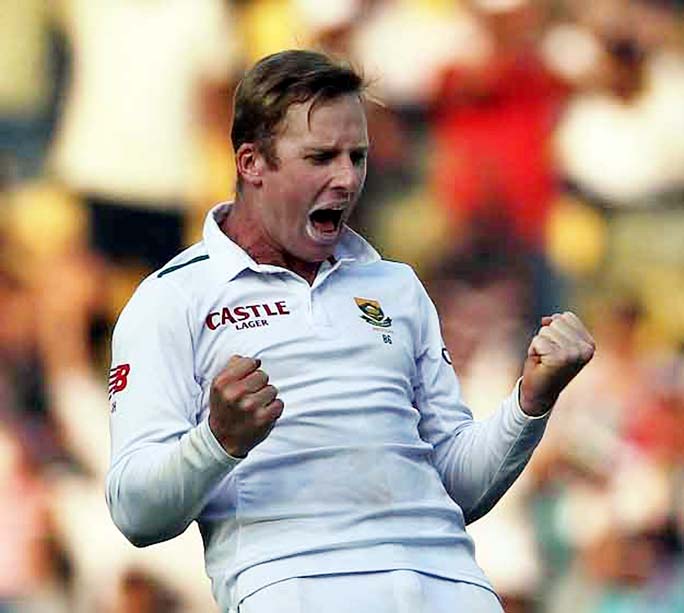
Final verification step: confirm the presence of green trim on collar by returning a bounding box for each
[158,255,210,278]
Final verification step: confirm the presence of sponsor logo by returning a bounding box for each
[205,300,291,331]
[109,363,130,412]
[441,347,453,365]
[354,297,392,328]
[109,364,130,397]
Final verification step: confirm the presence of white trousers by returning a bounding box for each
[237,570,503,613]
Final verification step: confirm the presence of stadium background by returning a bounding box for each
[1,0,683,611]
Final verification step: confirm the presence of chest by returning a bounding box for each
[193,271,418,396]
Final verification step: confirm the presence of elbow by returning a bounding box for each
[105,471,185,548]
[118,526,160,549]
[461,500,495,525]
[455,470,519,525]
[127,533,167,548]
[106,488,166,548]
[112,508,165,548]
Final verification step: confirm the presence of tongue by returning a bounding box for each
[312,219,336,233]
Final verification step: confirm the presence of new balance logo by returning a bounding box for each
[109,364,131,399]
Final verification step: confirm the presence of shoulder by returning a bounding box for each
[154,242,212,285]
[370,259,438,319]
[365,258,426,293]
[342,259,429,313]
[144,241,214,298]
[356,258,420,283]
[114,243,210,334]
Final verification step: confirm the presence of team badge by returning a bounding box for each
[354,297,392,328]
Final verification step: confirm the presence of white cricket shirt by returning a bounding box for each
[106,203,550,610]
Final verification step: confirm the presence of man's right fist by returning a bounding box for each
[208,355,284,458]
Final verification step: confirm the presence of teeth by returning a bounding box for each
[309,202,349,213]
[306,218,340,243]
[310,207,345,214]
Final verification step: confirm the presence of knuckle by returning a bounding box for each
[240,379,256,396]
[221,387,241,406]
[554,346,567,358]
[242,375,256,392]
[253,410,273,427]
[241,397,260,412]
[258,412,277,427]
[231,357,249,370]
[248,371,267,390]
[210,376,224,394]
[580,341,595,358]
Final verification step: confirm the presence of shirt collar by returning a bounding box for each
[203,202,381,282]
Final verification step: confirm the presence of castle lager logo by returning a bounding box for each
[205,300,291,331]
[354,297,392,328]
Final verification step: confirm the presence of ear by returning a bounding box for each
[235,143,266,188]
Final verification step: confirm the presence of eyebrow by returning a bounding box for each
[303,145,369,154]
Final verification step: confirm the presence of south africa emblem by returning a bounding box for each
[354,297,392,328]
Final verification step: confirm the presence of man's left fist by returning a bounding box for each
[520,311,596,417]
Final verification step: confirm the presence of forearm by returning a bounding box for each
[106,418,240,547]
[434,381,550,523]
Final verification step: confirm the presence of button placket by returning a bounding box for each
[306,287,315,323]
[309,262,344,329]
[310,287,331,328]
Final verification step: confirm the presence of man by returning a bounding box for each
[106,50,595,612]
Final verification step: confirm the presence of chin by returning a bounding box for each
[293,241,336,264]
[301,247,334,263]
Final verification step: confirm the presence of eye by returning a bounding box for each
[307,152,334,165]
[351,150,367,166]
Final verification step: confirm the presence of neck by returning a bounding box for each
[220,199,321,285]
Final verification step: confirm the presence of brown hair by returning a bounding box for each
[231,50,366,177]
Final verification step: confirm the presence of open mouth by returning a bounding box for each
[307,207,345,242]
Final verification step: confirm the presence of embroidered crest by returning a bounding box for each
[354,297,392,328]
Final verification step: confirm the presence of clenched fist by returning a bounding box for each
[520,311,596,417]
[208,355,284,458]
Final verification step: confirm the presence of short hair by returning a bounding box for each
[231,50,366,175]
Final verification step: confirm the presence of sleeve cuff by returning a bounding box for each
[196,417,245,467]
[512,377,552,421]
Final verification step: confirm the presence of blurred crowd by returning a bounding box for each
[1,0,683,611]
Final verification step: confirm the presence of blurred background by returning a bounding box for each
[1,0,683,611]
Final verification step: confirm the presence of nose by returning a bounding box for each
[330,156,364,194]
